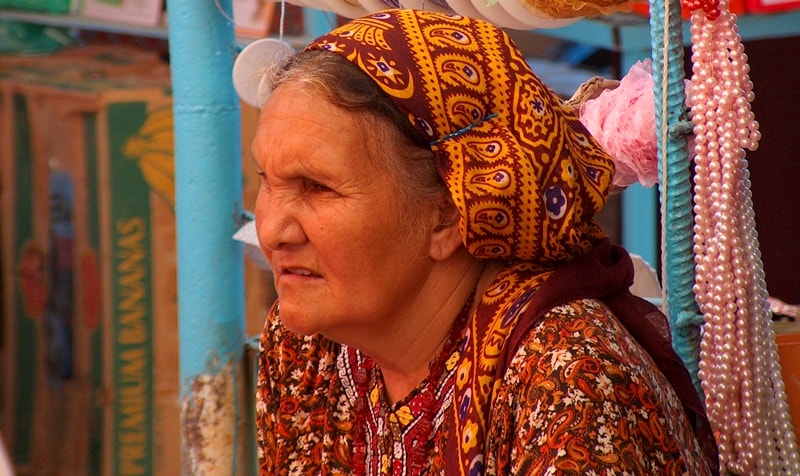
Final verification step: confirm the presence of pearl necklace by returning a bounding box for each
[686,0,800,473]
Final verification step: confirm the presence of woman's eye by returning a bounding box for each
[256,172,271,190]
[253,166,267,181]
[306,181,334,194]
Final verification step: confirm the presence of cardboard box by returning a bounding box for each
[1,50,178,476]
[774,320,800,443]
[233,0,277,38]
[0,45,274,475]
[0,44,163,81]
[81,0,164,27]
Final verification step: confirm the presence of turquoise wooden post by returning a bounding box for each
[648,0,705,397]
[621,185,658,271]
[167,0,247,474]
[303,7,336,38]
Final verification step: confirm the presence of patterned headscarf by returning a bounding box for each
[306,9,614,264]
[306,10,618,474]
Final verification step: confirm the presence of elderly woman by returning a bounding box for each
[243,9,718,475]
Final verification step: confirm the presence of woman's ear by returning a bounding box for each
[429,198,464,261]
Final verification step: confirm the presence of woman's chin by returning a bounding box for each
[279,303,342,337]
[279,312,320,337]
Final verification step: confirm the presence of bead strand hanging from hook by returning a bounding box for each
[685,0,800,472]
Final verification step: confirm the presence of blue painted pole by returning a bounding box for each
[621,184,658,270]
[167,1,246,474]
[303,7,336,38]
[648,0,705,398]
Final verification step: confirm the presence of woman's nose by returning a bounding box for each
[255,190,306,251]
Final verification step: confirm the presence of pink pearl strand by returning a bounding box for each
[687,0,800,473]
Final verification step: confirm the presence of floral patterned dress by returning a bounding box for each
[255,298,713,475]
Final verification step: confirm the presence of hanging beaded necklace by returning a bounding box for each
[347,295,473,476]
[683,0,800,472]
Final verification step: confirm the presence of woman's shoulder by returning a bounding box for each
[255,307,352,474]
[488,298,712,474]
[507,297,661,384]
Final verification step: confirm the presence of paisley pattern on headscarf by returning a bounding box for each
[304,9,618,476]
[305,10,614,264]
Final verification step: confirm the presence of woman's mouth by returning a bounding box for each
[286,268,314,276]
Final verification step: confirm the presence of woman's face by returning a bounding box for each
[251,84,440,343]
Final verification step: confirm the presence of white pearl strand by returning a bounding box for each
[688,2,800,473]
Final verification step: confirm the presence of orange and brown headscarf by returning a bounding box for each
[306,9,624,475]
[306,9,614,265]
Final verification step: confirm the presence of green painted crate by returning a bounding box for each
[1,0,73,13]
